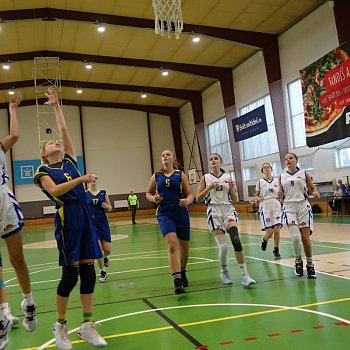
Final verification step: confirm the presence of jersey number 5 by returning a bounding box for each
[165,179,170,187]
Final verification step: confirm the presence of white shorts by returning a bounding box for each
[259,198,282,231]
[0,185,24,238]
[283,201,313,229]
[207,205,238,232]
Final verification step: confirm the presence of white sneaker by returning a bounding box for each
[220,269,233,284]
[52,321,72,350]
[21,300,37,332]
[98,271,108,283]
[0,315,12,350]
[242,273,256,288]
[4,306,18,326]
[77,322,107,347]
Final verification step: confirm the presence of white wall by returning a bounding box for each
[180,1,347,200]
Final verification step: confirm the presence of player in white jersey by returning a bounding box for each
[196,153,255,287]
[0,93,37,349]
[255,163,282,260]
[280,153,319,278]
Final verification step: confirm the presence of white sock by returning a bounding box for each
[23,292,34,306]
[289,226,302,258]
[214,234,228,268]
[239,263,247,275]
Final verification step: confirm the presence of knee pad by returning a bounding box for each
[228,226,242,252]
[57,265,79,297]
[79,263,96,294]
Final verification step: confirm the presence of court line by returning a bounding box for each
[32,299,350,350]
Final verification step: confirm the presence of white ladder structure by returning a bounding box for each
[32,57,62,149]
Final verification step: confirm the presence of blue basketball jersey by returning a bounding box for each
[85,189,106,215]
[155,170,185,205]
[34,154,85,207]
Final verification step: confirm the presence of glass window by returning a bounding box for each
[287,79,306,148]
[335,148,350,168]
[298,155,314,171]
[239,95,279,160]
[208,118,232,165]
[270,161,283,176]
[243,166,257,181]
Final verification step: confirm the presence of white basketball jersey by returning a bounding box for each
[256,177,279,200]
[0,147,9,186]
[204,173,232,206]
[280,168,308,202]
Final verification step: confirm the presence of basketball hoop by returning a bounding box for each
[152,0,183,39]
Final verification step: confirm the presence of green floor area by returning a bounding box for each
[3,216,350,350]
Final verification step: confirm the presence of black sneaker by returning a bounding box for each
[181,269,188,287]
[295,260,304,276]
[306,264,316,279]
[174,278,185,294]
[261,238,267,251]
[273,247,281,260]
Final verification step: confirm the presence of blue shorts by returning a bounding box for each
[157,204,190,241]
[55,203,102,266]
[93,213,111,243]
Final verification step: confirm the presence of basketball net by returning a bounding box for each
[152,0,183,39]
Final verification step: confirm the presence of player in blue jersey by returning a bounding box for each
[33,87,106,350]
[146,150,194,294]
[0,93,37,350]
[86,174,112,283]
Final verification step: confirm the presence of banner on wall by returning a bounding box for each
[13,156,85,185]
[232,105,267,142]
[300,42,350,147]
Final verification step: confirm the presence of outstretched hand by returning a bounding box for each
[44,87,59,106]
[9,92,23,110]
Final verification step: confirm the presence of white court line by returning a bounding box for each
[36,302,350,350]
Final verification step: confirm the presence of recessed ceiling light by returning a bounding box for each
[8,90,15,95]
[192,35,200,43]
[76,88,83,94]
[161,69,169,76]
[2,63,10,70]
[141,93,147,99]
[85,63,92,70]
[97,24,106,32]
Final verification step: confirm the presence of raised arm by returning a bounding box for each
[45,87,76,160]
[39,173,95,197]
[1,92,22,152]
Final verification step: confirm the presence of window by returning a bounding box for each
[239,95,278,160]
[287,79,306,148]
[208,118,232,165]
[243,166,257,181]
[298,155,314,171]
[270,161,283,176]
[335,147,350,168]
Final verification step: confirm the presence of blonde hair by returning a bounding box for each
[40,141,50,164]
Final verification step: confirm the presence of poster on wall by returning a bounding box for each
[300,42,350,147]
[232,105,267,142]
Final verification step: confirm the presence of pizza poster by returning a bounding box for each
[300,42,350,147]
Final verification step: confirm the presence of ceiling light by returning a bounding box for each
[161,69,169,76]
[97,24,106,32]
[192,35,200,43]
[141,93,147,99]
[2,63,10,70]
[8,89,15,95]
[85,63,92,70]
[76,88,83,94]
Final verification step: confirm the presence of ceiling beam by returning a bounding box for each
[0,98,180,117]
[0,79,201,102]
[0,8,275,49]
[0,50,230,80]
